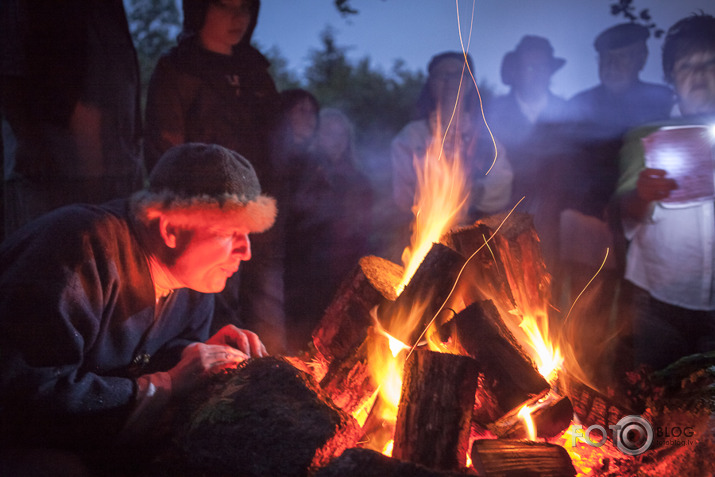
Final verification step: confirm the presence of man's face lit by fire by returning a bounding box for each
[428,57,468,111]
[167,224,251,293]
[672,49,715,116]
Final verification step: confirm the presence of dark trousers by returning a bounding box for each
[631,284,715,371]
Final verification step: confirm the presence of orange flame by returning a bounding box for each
[368,43,500,457]
[518,405,537,441]
[397,110,471,295]
[370,321,410,412]
[519,312,563,383]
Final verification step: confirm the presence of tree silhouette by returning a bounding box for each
[126,0,181,107]
[609,0,664,38]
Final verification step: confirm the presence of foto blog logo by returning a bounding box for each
[571,415,654,456]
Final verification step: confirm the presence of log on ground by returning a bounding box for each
[488,395,573,439]
[392,349,479,470]
[470,439,576,477]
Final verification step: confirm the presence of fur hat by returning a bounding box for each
[132,143,276,233]
[501,35,565,86]
[594,23,649,53]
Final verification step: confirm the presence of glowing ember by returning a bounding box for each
[518,404,537,441]
[383,440,394,457]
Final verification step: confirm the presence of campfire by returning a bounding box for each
[154,68,715,477]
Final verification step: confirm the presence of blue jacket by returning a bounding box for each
[0,200,213,451]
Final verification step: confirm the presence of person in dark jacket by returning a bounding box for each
[0,0,144,239]
[144,0,286,353]
[0,143,275,475]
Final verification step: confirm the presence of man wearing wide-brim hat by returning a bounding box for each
[486,35,570,208]
[0,142,275,475]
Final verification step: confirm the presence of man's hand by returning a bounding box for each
[637,168,678,202]
[166,342,249,397]
[206,325,268,359]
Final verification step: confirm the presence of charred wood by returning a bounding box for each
[312,255,402,364]
[379,243,469,347]
[392,349,479,470]
[318,331,379,416]
[454,301,550,425]
[314,448,478,477]
[488,395,573,439]
[560,373,638,432]
[470,439,576,477]
[444,213,552,317]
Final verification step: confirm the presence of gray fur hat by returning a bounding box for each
[132,143,276,233]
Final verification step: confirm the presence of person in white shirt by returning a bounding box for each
[616,13,715,371]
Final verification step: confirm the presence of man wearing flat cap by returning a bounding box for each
[552,23,674,379]
[569,22,674,140]
[0,143,275,475]
[561,22,674,247]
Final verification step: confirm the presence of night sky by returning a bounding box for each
[254,0,715,98]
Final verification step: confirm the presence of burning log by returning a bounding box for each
[313,448,478,477]
[318,329,383,416]
[311,256,401,412]
[560,373,639,431]
[453,300,550,425]
[379,243,468,347]
[470,439,576,477]
[443,212,552,317]
[392,349,479,470]
[488,395,574,439]
[163,357,361,477]
[312,255,402,363]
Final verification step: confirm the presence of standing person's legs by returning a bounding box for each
[630,285,715,371]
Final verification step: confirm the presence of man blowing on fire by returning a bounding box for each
[616,13,715,371]
[0,143,275,475]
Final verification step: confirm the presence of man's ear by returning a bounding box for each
[158,216,179,249]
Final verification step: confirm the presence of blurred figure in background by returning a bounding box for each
[552,24,675,382]
[284,108,373,353]
[143,0,286,353]
[391,51,513,251]
[272,89,321,353]
[272,89,320,177]
[0,0,144,238]
[487,35,568,205]
[565,22,673,223]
